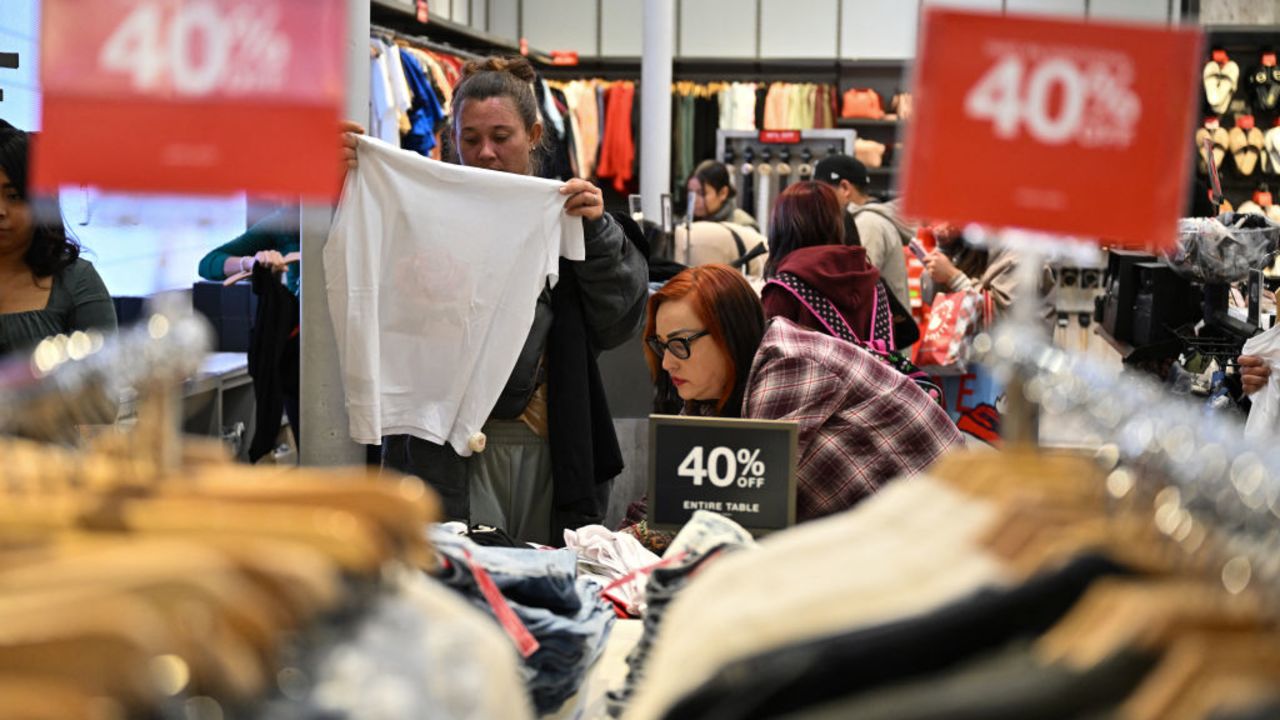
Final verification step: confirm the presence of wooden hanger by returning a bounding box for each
[0,676,116,720]
[1121,630,1280,720]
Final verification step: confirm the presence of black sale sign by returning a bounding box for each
[648,414,798,535]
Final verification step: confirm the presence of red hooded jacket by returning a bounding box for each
[761,245,882,342]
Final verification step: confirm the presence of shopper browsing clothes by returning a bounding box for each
[924,222,1055,316]
[341,56,648,545]
[198,209,301,462]
[813,154,912,311]
[761,181,918,352]
[686,160,758,229]
[646,264,960,521]
[0,124,117,357]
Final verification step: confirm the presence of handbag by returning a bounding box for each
[768,272,943,404]
[841,88,885,119]
[914,289,994,375]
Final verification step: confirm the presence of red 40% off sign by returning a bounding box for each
[900,10,1202,249]
[37,0,346,198]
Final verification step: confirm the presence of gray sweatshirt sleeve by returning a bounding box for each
[573,213,649,351]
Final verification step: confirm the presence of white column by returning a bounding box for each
[640,0,675,223]
[299,0,368,467]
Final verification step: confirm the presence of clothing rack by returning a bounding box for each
[0,306,211,446]
[370,23,485,62]
[982,321,1280,588]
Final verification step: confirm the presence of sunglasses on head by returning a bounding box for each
[646,330,711,360]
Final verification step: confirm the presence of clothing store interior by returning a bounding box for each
[9,0,1280,717]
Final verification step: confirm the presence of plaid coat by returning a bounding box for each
[744,317,962,521]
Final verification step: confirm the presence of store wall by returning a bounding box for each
[0,0,39,130]
[1199,0,1280,23]
[476,0,1179,60]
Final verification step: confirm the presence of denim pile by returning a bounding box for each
[431,529,616,715]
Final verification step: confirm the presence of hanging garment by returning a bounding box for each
[692,94,719,169]
[399,48,447,156]
[764,84,788,130]
[554,86,583,179]
[597,82,637,194]
[533,78,575,181]
[370,42,399,146]
[412,48,453,112]
[539,78,566,137]
[325,135,586,453]
[735,83,758,130]
[246,262,300,462]
[383,42,414,136]
[570,81,601,179]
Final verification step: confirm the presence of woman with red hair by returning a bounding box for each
[644,264,961,521]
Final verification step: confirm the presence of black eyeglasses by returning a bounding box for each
[646,331,711,360]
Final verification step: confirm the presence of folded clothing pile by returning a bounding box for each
[432,530,616,715]
[565,525,661,618]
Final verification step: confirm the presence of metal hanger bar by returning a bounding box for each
[370,23,485,62]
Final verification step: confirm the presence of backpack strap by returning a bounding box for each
[768,273,862,346]
[765,274,945,406]
[871,282,896,350]
[718,222,748,260]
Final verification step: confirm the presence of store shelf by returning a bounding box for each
[836,118,902,128]
[371,0,551,60]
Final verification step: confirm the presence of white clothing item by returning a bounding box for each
[540,79,566,137]
[1244,323,1280,440]
[326,135,585,453]
[664,509,756,560]
[385,43,414,119]
[623,476,1008,720]
[564,525,661,615]
[370,44,398,146]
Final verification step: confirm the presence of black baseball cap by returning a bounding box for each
[814,155,870,189]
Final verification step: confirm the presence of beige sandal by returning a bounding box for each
[1204,57,1240,115]
[1229,121,1266,176]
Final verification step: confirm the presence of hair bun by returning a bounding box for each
[460,55,537,83]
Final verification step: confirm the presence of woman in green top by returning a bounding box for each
[0,125,117,357]
[197,208,300,294]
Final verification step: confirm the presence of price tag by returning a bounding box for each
[758,130,801,144]
[36,0,345,198]
[648,415,798,534]
[900,10,1202,249]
